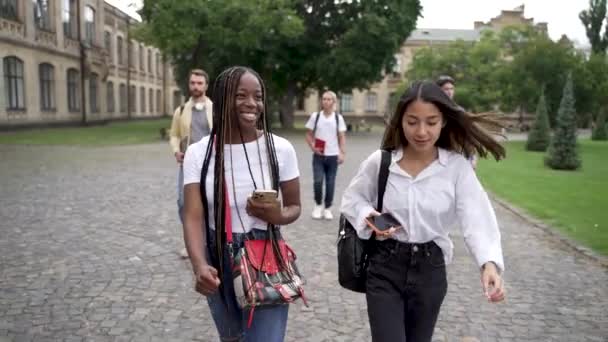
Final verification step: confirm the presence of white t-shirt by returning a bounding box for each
[305,111,347,156]
[183,134,299,233]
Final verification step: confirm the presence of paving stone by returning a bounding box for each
[0,132,606,341]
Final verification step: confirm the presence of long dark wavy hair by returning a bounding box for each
[199,66,294,292]
[381,80,506,160]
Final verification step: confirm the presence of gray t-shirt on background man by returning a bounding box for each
[190,107,210,145]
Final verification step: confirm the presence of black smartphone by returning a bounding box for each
[367,213,401,231]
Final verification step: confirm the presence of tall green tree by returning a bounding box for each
[497,27,583,125]
[405,30,504,112]
[579,0,608,55]
[526,89,551,151]
[545,74,581,170]
[137,0,421,127]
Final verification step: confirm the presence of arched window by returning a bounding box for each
[106,82,115,113]
[39,63,55,111]
[119,83,127,113]
[4,56,26,110]
[89,73,99,113]
[67,68,80,111]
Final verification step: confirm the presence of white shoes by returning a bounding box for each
[323,208,334,220]
[312,204,334,220]
[312,205,323,219]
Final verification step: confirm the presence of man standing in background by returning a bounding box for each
[437,75,477,170]
[169,69,213,258]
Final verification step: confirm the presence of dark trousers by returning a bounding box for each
[366,240,448,342]
[312,154,338,208]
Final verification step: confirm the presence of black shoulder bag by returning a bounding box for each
[337,149,391,293]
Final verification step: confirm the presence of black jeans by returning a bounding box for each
[366,239,448,342]
[312,154,338,208]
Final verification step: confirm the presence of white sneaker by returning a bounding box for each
[179,247,189,259]
[311,205,323,219]
[323,208,334,220]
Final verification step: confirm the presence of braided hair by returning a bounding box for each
[199,66,295,293]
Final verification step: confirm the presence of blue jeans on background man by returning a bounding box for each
[206,229,289,341]
[312,154,339,208]
[177,165,184,224]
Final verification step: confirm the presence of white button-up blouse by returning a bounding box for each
[340,148,504,272]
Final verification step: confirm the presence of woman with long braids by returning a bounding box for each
[341,81,507,342]
[182,66,301,341]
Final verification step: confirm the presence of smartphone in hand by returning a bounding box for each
[251,189,278,203]
[365,213,401,233]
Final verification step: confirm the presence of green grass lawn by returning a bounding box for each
[0,118,172,146]
[477,140,608,255]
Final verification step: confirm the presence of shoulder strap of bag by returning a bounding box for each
[335,113,340,138]
[179,104,185,116]
[313,111,342,139]
[376,150,391,211]
[312,111,321,137]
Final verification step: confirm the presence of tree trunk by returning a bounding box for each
[279,83,297,128]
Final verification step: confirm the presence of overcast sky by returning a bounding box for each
[107,0,592,47]
[417,0,590,46]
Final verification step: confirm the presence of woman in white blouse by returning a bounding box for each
[341,80,506,342]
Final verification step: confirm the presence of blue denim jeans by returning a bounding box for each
[206,229,289,341]
[177,165,184,224]
[312,154,338,208]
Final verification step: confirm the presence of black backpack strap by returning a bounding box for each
[179,104,185,116]
[376,150,391,211]
[313,111,341,138]
[312,111,321,137]
[335,112,340,138]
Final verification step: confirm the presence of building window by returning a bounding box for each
[89,73,98,113]
[149,88,153,114]
[140,87,145,114]
[106,82,114,113]
[148,49,152,73]
[117,36,123,65]
[84,6,95,46]
[128,41,134,68]
[173,90,181,111]
[139,45,145,71]
[33,0,52,30]
[67,68,80,112]
[156,89,161,114]
[156,53,161,75]
[4,56,25,110]
[340,93,353,113]
[119,83,127,113]
[104,31,112,61]
[366,92,378,112]
[0,0,18,20]
[129,85,136,112]
[39,63,55,111]
[62,0,77,39]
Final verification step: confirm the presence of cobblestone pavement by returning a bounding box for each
[0,132,606,342]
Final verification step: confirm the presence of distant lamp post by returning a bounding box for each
[125,1,137,120]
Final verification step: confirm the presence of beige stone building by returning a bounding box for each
[0,0,183,128]
[294,5,548,127]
